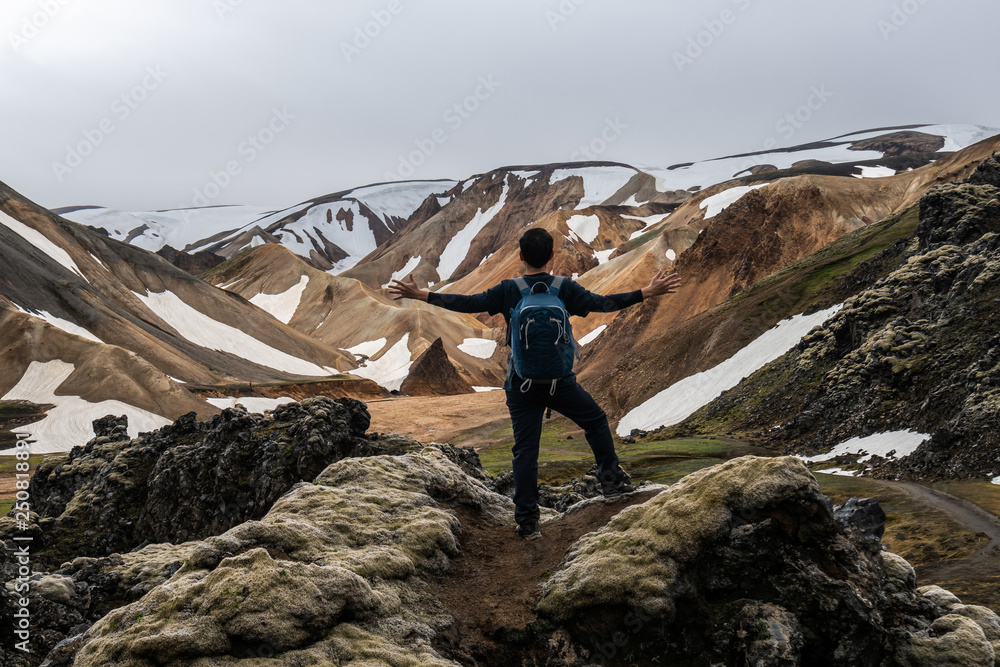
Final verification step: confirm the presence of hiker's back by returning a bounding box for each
[509,276,577,386]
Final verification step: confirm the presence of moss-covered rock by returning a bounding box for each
[896,614,996,667]
[27,396,410,563]
[66,448,509,666]
[535,455,956,666]
[537,456,832,621]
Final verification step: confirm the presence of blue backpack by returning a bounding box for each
[509,276,577,392]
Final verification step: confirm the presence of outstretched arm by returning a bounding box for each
[388,274,504,314]
[640,271,682,300]
[388,275,429,302]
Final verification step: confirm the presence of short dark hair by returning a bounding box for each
[519,228,553,268]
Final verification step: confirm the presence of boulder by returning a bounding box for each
[835,496,887,539]
[27,396,407,563]
[66,449,509,666]
[536,456,939,666]
[896,614,996,667]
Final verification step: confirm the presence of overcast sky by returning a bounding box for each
[3,0,998,211]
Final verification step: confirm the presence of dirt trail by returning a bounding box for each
[882,480,1000,610]
[433,489,661,665]
[890,481,1000,561]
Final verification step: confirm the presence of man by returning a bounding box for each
[389,228,681,540]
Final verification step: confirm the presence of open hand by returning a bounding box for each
[387,274,429,302]
[641,270,681,299]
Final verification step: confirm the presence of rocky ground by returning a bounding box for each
[3,399,1000,666]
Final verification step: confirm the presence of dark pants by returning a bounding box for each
[505,377,620,525]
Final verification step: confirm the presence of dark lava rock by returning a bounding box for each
[26,396,404,563]
[90,414,127,441]
[834,496,887,539]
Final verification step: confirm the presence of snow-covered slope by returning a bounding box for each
[0,181,363,451]
[616,306,842,435]
[641,124,1000,193]
[188,180,458,272]
[58,205,277,252]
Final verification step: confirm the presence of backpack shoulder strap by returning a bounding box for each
[549,275,565,294]
[512,276,530,296]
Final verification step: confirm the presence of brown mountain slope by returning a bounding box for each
[0,181,355,385]
[340,164,675,292]
[203,243,506,389]
[579,136,1000,421]
[0,309,209,420]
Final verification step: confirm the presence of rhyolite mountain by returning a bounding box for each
[645,153,1000,484]
[3,123,998,458]
[0,182,361,451]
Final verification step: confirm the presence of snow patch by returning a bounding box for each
[853,166,896,179]
[700,183,770,219]
[1,360,171,454]
[134,289,331,376]
[383,256,422,288]
[1,211,85,279]
[617,305,842,435]
[345,181,458,222]
[345,338,387,358]
[510,170,539,187]
[915,124,1000,152]
[993,476,1000,486]
[64,205,277,253]
[249,275,309,324]
[206,396,295,412]
[549,167,638,209]
[647,144,885,194]
[16,306,102,343]
[350,334,412,392]
[458,338,497,359]
[437,178,510,280]
[473,386,500,392]
[814,467,858,477]
[578,325,607,346]
[594,249,615,265]
[566,214,601,245]
[666,249,677,261]
[796,430,930,465]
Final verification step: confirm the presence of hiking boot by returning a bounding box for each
[516,521,542,541]
[600,466,635,497]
